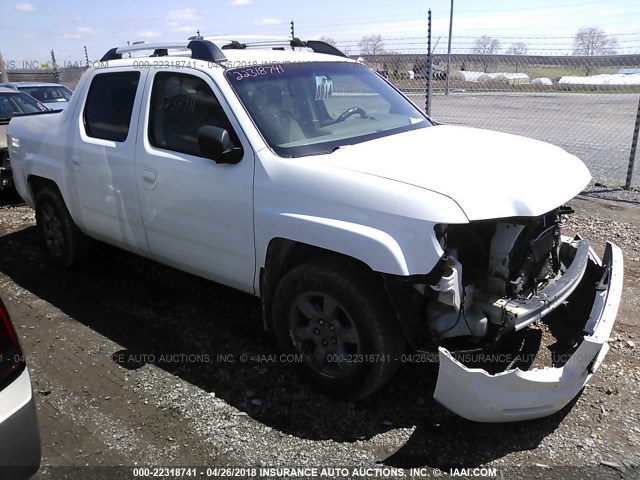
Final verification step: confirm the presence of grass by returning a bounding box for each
[389,77,640,94]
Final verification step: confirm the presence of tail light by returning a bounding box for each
[0,299,25,388]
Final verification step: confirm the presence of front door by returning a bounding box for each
[134,69,255,293]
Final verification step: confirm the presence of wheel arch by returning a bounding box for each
[259,238,385,332]
[28,175,60,202]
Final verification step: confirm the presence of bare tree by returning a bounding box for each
[473,36,501,72]
[573,27,618,55]
[507,42,528,73]
[573,27,619,75]
[319,36,337,46]
[358,35,385,55]
[507,42,528,55]
[473,36,501,54]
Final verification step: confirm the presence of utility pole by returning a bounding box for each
[446,0,454,95]
[84,46,89,67]
[50,49,60,83]
[626,97,640,190]
[426,9,433,116]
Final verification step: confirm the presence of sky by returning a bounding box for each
[1,0,639,64]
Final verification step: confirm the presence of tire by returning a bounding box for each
[35,186,90,268]
[272,257,405,399]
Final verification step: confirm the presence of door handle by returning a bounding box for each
[142,168,157,191]
[71,155,81,172]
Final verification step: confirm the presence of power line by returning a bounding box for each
[290,5,640,29]
[334,32,640,42]
[452,0,638,14]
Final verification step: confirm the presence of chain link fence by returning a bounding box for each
[5,46,640,188]
[359,52,640,189]
[6,67,86,89]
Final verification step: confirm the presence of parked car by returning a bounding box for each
[7,37,623,422]
[0,87,49,192]
[0,296,41,479]
[0,82,73,111]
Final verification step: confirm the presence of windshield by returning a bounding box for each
[225,61,431,157]
[0,92,48,120]
[18,85,72,103]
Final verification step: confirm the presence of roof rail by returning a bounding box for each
[198,35,348,58]
[290,38,348,58]
[99,40,227,63]
[221,40,247,50]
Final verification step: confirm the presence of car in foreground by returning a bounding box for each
[0,87,49,192]
[6,37,623,422]
[0,297,41,479]
[0,82,73,111]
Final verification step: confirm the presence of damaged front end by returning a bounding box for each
[388,207,623,422]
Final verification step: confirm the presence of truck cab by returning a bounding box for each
[7,38,623,422]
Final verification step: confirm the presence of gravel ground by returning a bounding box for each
[0,190,639,480]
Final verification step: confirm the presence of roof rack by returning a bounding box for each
[290,38,348,58]
[198,35,348,58]
[99,40,227,63]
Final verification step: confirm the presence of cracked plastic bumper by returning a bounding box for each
[433,241,623,422]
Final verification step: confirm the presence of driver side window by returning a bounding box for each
[149,72,239,157]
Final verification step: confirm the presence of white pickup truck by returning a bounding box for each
[7,37,623,422]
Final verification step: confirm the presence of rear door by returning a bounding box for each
[134,68,255,293]
[71,68,150,255]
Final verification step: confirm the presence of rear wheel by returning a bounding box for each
[273,257,405,399]
[35,186,90,268]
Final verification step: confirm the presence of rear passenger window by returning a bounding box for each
[84,72,140,142]
[149,72,239,157]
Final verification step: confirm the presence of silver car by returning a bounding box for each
[0,82,73,111]
[0,296,40,479]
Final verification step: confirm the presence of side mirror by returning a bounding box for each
[197,126,242,164]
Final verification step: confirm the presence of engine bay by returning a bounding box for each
[425,207,585,343]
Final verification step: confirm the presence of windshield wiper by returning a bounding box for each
[309,145,352,156]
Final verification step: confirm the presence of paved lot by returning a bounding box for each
[0,192,639,479]
[406,92,640,189]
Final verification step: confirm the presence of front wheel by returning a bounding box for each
[272,257,405,399]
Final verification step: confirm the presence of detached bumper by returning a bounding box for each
[433,241,623,422]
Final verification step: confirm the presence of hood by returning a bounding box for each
[317,125,591,221]
[0,124,7,150]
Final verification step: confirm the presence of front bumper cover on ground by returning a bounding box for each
[433,241,623,423]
